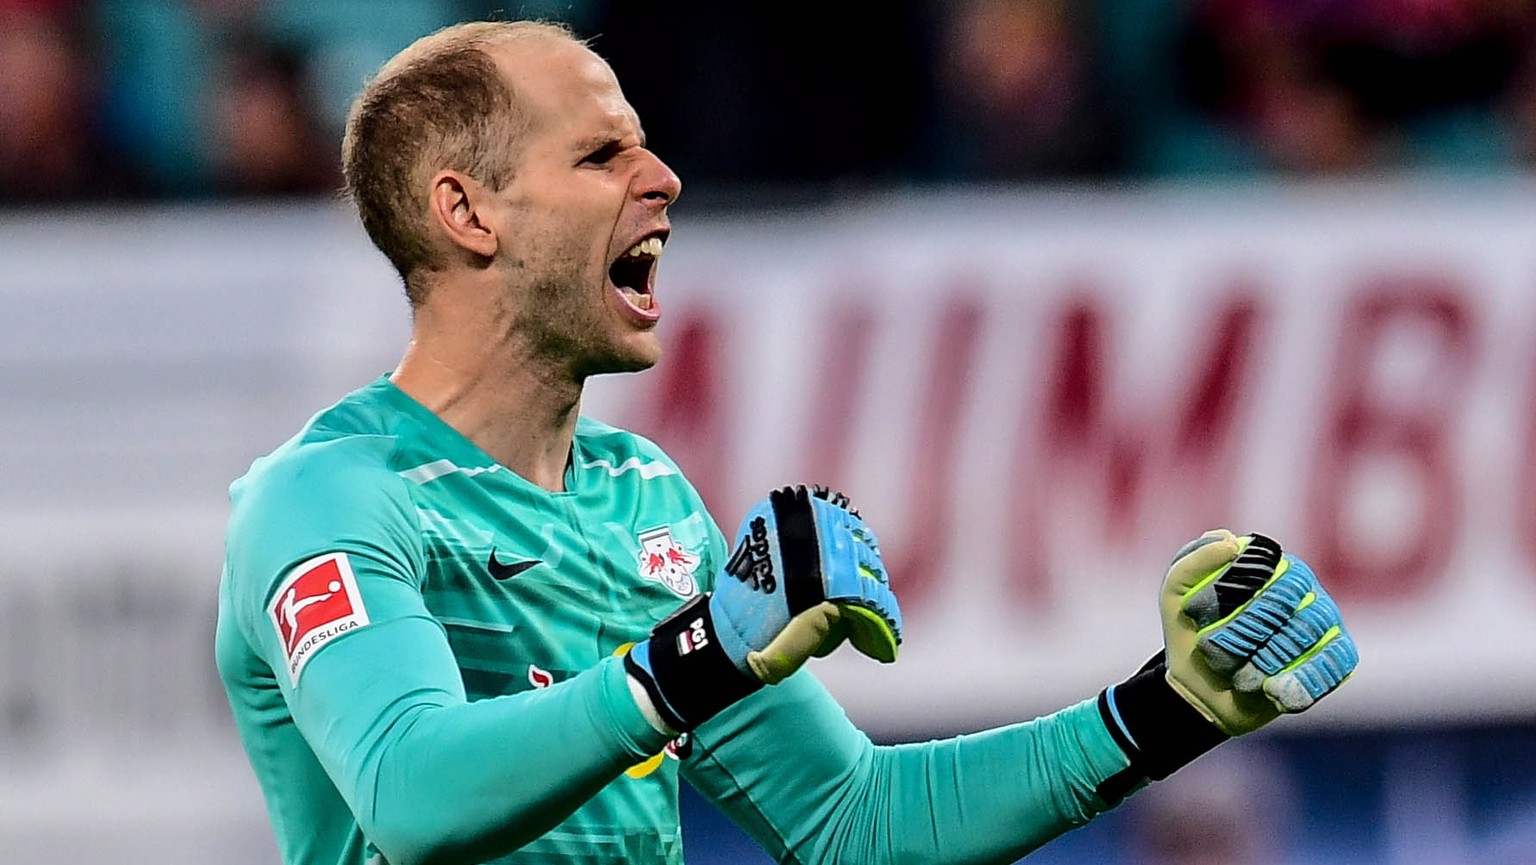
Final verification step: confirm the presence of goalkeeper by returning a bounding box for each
[215,19,1359,865]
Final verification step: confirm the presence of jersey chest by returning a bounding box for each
[408,472,714,701]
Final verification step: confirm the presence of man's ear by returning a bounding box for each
[428,171,498,260]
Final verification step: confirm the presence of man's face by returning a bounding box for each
[483,38,681,379]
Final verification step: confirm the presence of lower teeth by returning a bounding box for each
[634,294,652,310]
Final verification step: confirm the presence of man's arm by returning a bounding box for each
[225,447,671,865]
[264,578,669,865]
[674,492,1130,865]
[682,529,1357,865]
[683,671,1130,865]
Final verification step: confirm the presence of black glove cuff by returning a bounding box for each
[624,594,762,732]
[1093,655,1229,804]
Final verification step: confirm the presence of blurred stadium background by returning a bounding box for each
[4,0,1536,863]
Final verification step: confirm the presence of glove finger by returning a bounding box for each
[1193,552,1312,675]
[1170,529,1237,566]
[824,506,902,657]
[763,485,836,616]
[811,484,860,516]
[811,615,849,658]
[747,601,841,684]
[1262,627,1359,712]
[1164,529,1243,596]
[838,542,902,662]
[1182,533,1284,629]
[815,502,881,602]
[853,522,882,559]
[1228,583,1342,692]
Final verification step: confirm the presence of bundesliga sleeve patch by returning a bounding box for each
[268,552,369,686]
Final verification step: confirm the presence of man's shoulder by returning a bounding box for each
[224,385,424,591]
[239,432,402,499]
[231,382,412,512]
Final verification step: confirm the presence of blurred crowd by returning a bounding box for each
[6,0,1536,204]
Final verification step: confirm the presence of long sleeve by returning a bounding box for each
[221,438,671,865]
[266,591,667,864]
[682,669,1131,865]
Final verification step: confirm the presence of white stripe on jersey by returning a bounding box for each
[398,459,503,485]
[581,457,677,480]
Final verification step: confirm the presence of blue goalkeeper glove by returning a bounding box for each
[625,485,902,732]
[1095,530,1358,801]
[1166,530,1358,730]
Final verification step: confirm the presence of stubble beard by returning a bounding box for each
[519,265,652,385]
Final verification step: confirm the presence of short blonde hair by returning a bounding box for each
[341,20,581,304]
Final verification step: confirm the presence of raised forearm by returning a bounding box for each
[293,620,669,865]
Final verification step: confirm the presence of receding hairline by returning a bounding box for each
[373,19,585,85]
[340,20,591,299]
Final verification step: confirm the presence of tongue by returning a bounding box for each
[616,284,652,310]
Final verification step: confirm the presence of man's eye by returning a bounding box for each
[583,143,624,166]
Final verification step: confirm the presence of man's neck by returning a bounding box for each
[390,330,584,494]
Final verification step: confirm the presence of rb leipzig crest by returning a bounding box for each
[637,527,699,598]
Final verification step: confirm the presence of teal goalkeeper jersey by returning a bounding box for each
[217,376,1138,865]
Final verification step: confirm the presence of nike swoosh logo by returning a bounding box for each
[488,551,540,581]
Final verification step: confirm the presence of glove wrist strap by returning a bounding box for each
[1094,656,1229,804]
[623,594,762,732]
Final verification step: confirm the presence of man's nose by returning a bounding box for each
[635,149,682,206]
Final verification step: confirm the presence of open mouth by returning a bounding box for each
[608,235,663,312]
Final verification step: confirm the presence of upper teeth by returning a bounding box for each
[623,237,664,259]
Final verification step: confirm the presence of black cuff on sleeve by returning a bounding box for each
[624,594,762,732]
[1093,659,1230,804]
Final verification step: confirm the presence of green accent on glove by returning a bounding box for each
[1160,529,1281,736]
[839,602,900,664]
